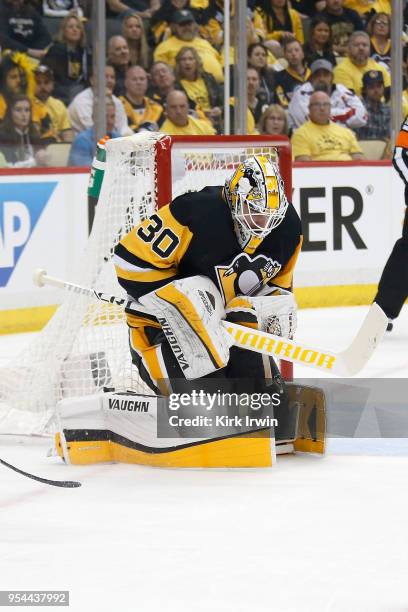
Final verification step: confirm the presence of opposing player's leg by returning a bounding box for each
[374,207,408,325]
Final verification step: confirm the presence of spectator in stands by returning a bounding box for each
[366,12,391,71]
[291,0,326,15]
[153,9,224,84]
[303,15,337,67]
[175,46,222,129]
[291,91,363,161]
[119,65,163,132]
[122,13,152,70]
[0,53,54,138]
[107,35,131,97]
[258,104,288,135]
[68,65,131,136]
[42,0,86,17]
[288,58,367,130]
[43,14,91,105]
[247,43,276,105]
[0,94,55,167]
[228,98,259,135]
[275,39,311,107]
[160,90,216,135]
[319,0,364,56]
[68,97,120,166]
[355,70,390,141]
[0,0,51,60]
[149,61,177,107]
[343,0,390,20]
[253,0,304,49]
[0,54,30,120]
[333,31,390,98]
[150,0,221,48]
[150,60,212,125]
[106,0,160,19]
[247,67,269,124]
[32,65,73,142]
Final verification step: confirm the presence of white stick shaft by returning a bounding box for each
[34,270,387,376]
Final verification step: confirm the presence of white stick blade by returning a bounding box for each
[337,303,388,376]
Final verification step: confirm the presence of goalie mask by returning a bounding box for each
[224,156,289,244]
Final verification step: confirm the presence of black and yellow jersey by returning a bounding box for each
[275,67,311,108]
[114,186,302,309]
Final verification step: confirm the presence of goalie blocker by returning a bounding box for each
[55,385,325,468]
[128,276,297,401]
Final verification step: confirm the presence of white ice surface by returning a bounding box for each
[1,306,408,612]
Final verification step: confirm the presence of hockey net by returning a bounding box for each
[0,133,292,435]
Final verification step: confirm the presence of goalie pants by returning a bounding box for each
[374,205,408,320]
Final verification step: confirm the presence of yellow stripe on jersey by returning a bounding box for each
[226,296,254,311]
[243,236,263,255]
[271,236,303,290]
[155,283,226,369]
[226,296,259,329]
[114,265,177,284]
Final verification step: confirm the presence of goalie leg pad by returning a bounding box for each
[287,383,326,454]
[55,392,276,468]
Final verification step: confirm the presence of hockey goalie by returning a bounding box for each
[56,152,325,468]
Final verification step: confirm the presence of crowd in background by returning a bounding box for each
[0,0,404,167]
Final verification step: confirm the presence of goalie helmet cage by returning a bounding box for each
[0,133,293,436]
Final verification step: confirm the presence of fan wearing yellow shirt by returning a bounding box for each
[160,90,216,136]
[333,31,390,98]
[291,91,364,161]
[33,64,73,142]
[174,46,222,130]
[119,65,163,133]
[253,0,304,46]
[154,9,224,84]
[343,0,390,17]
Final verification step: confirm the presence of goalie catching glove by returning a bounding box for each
[138,276,232,379]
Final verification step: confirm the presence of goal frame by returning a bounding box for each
[0,133,294,436]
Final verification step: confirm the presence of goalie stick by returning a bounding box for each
[0,457,81,488]
[33,269,388,377]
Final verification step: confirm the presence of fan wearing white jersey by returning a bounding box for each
[288,58,367,131]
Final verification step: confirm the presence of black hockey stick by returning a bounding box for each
[0,458,81,488]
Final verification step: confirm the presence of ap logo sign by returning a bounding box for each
[0,182,57,287]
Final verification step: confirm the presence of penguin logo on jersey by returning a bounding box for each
[215,253,281,303]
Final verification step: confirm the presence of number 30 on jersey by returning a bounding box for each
[137,214,180,258]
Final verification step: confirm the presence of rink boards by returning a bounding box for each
[0,161,405,333]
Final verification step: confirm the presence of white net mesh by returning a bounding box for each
[0,133,283,435]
